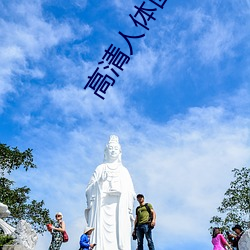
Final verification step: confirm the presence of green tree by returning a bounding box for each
[0,143,52,233]
[210,167,250,232]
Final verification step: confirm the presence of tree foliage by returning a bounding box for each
[0,234,14,246]
[0,144,36,175]
[210,167,250,232]
[0,143,52,233]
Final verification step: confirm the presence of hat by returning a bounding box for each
[136,194,144,198]
[232,225,243,231]
[55,212,63,218]
[84,227,94,234]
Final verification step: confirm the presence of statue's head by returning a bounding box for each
[104,135,122,163]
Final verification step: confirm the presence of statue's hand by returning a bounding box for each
[88,201,93,208]
[129,213,135,222]
[86,195,95,209]
[101,171,108,181]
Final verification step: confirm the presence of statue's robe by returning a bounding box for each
[85,163,135,250]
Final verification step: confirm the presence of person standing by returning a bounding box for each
[49,212,66,250]
[211,227,232,250]
[79,227,96,250]
[133,194,156,250]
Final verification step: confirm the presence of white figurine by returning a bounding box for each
[85,135,136,250]
[238,229,250,250]
[0,203,38,250]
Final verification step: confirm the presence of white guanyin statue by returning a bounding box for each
[238,228,250,250]
[85,135,136,250]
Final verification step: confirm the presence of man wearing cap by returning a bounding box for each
[79,227,96,250]
[133,194,156,250]
[230,225,244,250]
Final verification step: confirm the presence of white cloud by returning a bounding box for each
[149,6,244,68]
[218,83,250,115]
[188,8,210,33]
[73,0,87,9]
[232,0,250,14]
[48,83,126,120]
[111,0,137,13]
[1,2,73,58]
[123,45,159,89]
[0,1,75,111]
[196,20,235,63]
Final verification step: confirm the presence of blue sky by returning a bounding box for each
[1,0,250,249]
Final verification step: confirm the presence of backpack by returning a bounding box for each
[136,203,154,229]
